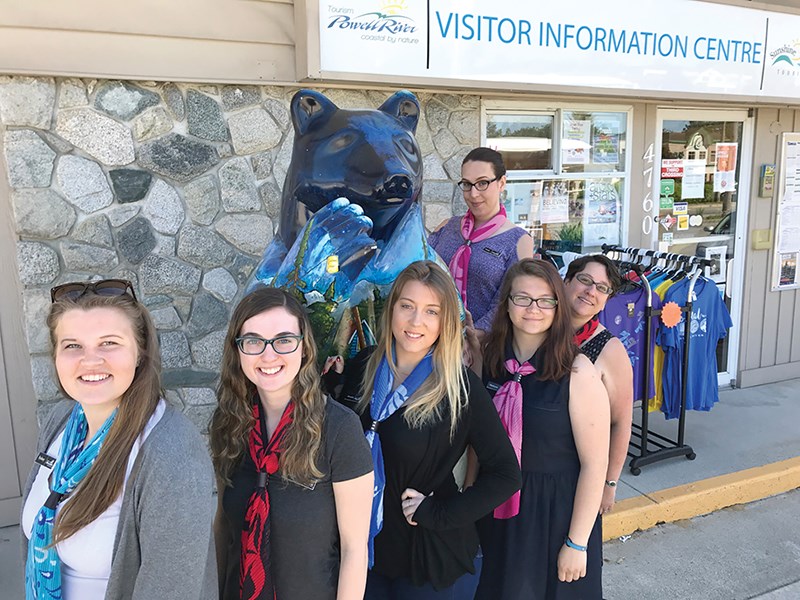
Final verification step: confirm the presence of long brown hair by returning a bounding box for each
[483,258,577,381]
[47,292,162,544]
[358,261,467,437]
[210,287,325,486]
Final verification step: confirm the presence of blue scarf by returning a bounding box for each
[366,347,434,567]
[26,404,117,600]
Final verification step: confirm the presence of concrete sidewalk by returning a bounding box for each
[604,378,800,540]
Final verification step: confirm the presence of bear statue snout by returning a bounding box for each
[383,174,413,198]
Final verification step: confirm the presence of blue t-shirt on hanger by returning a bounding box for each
[656,277,732,419]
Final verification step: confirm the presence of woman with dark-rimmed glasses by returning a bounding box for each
[21,279,216,600]
[211,286,373,600]
[474,259,610,600]
[428,147,534,338]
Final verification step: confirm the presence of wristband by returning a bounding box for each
[564,536,588,552]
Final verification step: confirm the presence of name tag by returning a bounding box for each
[486,381,501,392]
[35,452,56,469]
[482,247,502,257]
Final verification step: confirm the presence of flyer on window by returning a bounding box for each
[562,120,591,165]
[582,180,620,246]
[713,143,738,193]
[540,181,569,224]
[592,120,620,165]
[682,159,707,199]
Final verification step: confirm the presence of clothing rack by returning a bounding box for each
[601,244,715,475]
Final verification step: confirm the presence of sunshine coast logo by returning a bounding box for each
[769,39,800,77]
[326,0,420,43]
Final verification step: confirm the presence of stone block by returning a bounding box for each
[177,224,235,268]
[55,108,135,166]
[58,79,88,109]
[109,169,153,203]
[222,85,261,110]
[117,216,156,265]
[23,289,52,353]
[94,81,160,121]
[215,214,273,256]
[56,155,113,213]
[187,293,229,338]
[143,179,184,235]
[182,387,218,406]
[258,180,281,220]
[422,153,448,180]
[163,83,185,120]
[107,205,140,227]
[73,214,113,248]
[4,130,56,188]
[203,267,238,302]
[449,110,480,145]
[219,157,261,212]
[138,133,219,182]
[0,77,55,128]
[30,356,61,401]
[140,255,201,295]
[132,107,173,142]
[12,189,76,238]
[228,108,281,155]
[61,241,119,272]
[187,90,228,142]
[159,330,192,369]
[17,242,59,285]
[190,329,226,371]
[150,306,182,330]
[184,175,219,226]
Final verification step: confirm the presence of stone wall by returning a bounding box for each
[0,76,480,427]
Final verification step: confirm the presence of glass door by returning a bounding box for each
[655,109,752,386]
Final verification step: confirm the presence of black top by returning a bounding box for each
[581,329,614,364]
[336,347,521,590]
[218,399,373,600]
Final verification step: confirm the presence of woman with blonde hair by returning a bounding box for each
[211,286,373,600]
[21,279,216,600]
[334,260,520,599]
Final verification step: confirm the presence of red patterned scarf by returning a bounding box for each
[240,400,294,600]
[492,358,536,519]
[449,205,508,308]
[573,316,600,347]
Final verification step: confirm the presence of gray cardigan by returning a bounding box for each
[21,400,217,600]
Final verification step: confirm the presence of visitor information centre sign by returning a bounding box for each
[318,0,800,101]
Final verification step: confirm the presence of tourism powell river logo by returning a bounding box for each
[326,0,421,44]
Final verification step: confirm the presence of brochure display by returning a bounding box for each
[771,133,800,291]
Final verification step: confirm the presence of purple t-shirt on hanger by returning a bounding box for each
[429,217,527,332]
[599,286,662,403]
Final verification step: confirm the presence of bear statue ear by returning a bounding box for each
[291,89,338,136]
[379,91,420,134]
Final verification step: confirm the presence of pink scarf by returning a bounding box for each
[448,206,507,308]
[492,358,536,519]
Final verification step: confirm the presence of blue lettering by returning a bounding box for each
[519,20,532,45]
[609,29,626,53]
[564,24,575,48]
[594,26,607,52]
[576,26,592,50]
[545,22,561,47]
[657,33,673,57]
[435,11,454,38]
[498,18,515,44]
[675,35,688,58]
[706,37,718,61]
[627,31,641,54]
[694,36,707,60]
[484,16,497,42]
[462,14,475,40]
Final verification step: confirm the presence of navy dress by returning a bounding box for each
[476,350,602,600]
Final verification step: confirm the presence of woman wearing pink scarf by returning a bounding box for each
[475,259,609,600]
[428,147,533,337]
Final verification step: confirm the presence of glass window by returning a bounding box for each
[486,114,553,171]
[487,107,629,254]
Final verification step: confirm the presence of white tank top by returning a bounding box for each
[23,401,165,600]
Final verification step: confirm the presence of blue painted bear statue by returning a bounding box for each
[248,89,442,358]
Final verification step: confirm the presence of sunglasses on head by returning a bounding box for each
[50,279,138,303]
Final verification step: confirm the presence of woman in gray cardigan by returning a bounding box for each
[21,279,216,600]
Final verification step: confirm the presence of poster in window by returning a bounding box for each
[704,245,728,284]
[540,181,569,224]
[779,253,798,287]
[713,143,738,192]
[562,120,591,165]
[682,159,706,199]
[582,180,620,246]
[592,120,620,165]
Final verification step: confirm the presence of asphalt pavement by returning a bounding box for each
[604,489,800,600]
[3,489,799,599]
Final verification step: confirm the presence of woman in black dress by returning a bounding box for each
[475,258,610,600]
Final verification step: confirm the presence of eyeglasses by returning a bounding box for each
[457,177,498,192]
[50,279,137,303]
[574,273,613,295]
[509,295,558,309]
[235,334,303,355]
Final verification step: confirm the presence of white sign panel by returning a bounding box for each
[319,0,800,100]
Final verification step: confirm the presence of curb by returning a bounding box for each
[603,456,800,541]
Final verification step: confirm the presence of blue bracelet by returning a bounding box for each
[564,536,588,552]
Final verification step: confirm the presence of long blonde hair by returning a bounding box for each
[47,292,162,544]
[358,261,467,437]
[210,287,325,486]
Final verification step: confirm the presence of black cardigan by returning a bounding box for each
[334,347,521,590]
